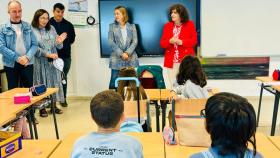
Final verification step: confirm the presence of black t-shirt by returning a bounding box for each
[49,17,76,58]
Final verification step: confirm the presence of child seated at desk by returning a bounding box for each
[190,92,263,158]
[169,55,208,100]
[117,67,151,132]
[71,90,143,158]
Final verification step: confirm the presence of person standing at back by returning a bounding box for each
[160,4,197,88]
[0,0,38,139]
[49,3,76,107]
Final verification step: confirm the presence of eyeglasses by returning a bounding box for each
[200,109,206,118]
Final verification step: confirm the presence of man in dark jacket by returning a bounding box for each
[50,3,76,107]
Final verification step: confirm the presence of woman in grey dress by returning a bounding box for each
[31,9,67,116]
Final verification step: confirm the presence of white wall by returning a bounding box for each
[0,0,279,97]
[201,0,280,57]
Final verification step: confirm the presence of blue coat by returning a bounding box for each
[0,21,38,67]
[108,22,139,70]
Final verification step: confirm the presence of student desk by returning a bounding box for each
[165,133,280,158]
[268,136,280,151]
[9,140,61,158]
[256,76,280,135]
[49,132,164,158]
[145,88,219,132]
[0,88,60,139]
[0,99,18,126]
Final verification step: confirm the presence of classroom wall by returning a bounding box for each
[0,0,279,97]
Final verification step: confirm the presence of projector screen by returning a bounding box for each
[99,0,199,57]
[201,0,280,57]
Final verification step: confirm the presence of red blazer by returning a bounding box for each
[160,21,197,68]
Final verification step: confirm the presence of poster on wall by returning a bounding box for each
[67,0,88,26]
[69,0,88,12]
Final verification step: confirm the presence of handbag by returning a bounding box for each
[29,84,47,96]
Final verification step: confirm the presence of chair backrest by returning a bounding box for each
[137,65,166,89]
[124,100,148,118]
[171,98,211,147]
[173,99,207,116]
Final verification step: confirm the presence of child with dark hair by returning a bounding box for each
[169,55,208,100]
[71,90,143,158]
[190,92,263,158]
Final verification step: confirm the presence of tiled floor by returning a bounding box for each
[35,96,280,139]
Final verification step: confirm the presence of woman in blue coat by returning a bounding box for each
[108,6,139,89]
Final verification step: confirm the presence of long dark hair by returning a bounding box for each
[31,9,51,30]
[117,67,147,101]
[205,92,257,157]
[176,55,207,87]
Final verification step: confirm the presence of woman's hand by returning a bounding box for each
[121,52,129,60]
[46,53,58,59]
[175,39,183,45]
[56,32,67,44]
[169,37,176,44]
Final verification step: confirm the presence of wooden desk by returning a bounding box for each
[0,112,15,126]
[145,89,161,100]
[165,133,280,158]
[256,76,280,135]
[10,140,61,158]
[49,132,164,158]
[0,99,27,126]
[268,136,280,151]
[0,88,60,139]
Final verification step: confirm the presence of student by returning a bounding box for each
[117,67,147,101]
[117,67,151,132]
[190,92,263,158]
[169,55,208,100]
[71,90,143,158]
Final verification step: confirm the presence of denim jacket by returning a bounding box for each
[108,22,139,70]
[0,21,38,67]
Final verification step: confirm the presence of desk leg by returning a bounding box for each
[271,91,280,136]
[153,100,160,132]
[50,96,60,139]
[31,108,38,139]
[257,83,264,127]
[161,100,167,131]
[27,110,34,139]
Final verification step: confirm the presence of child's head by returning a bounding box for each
[176,55,207,87]
[90,90,124,129]
[205,92,257,157]
[117,67,147,100]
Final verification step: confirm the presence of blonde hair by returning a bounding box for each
[115,6,129,23]
[117,67,147,101]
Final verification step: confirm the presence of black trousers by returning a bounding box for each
[62,58,71,100]
[4,62,33,90]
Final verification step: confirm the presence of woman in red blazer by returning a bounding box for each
[160,4,197,87]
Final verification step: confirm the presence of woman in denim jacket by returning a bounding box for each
[108,6,139,89]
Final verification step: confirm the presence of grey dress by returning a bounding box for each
[32,26,64,102]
